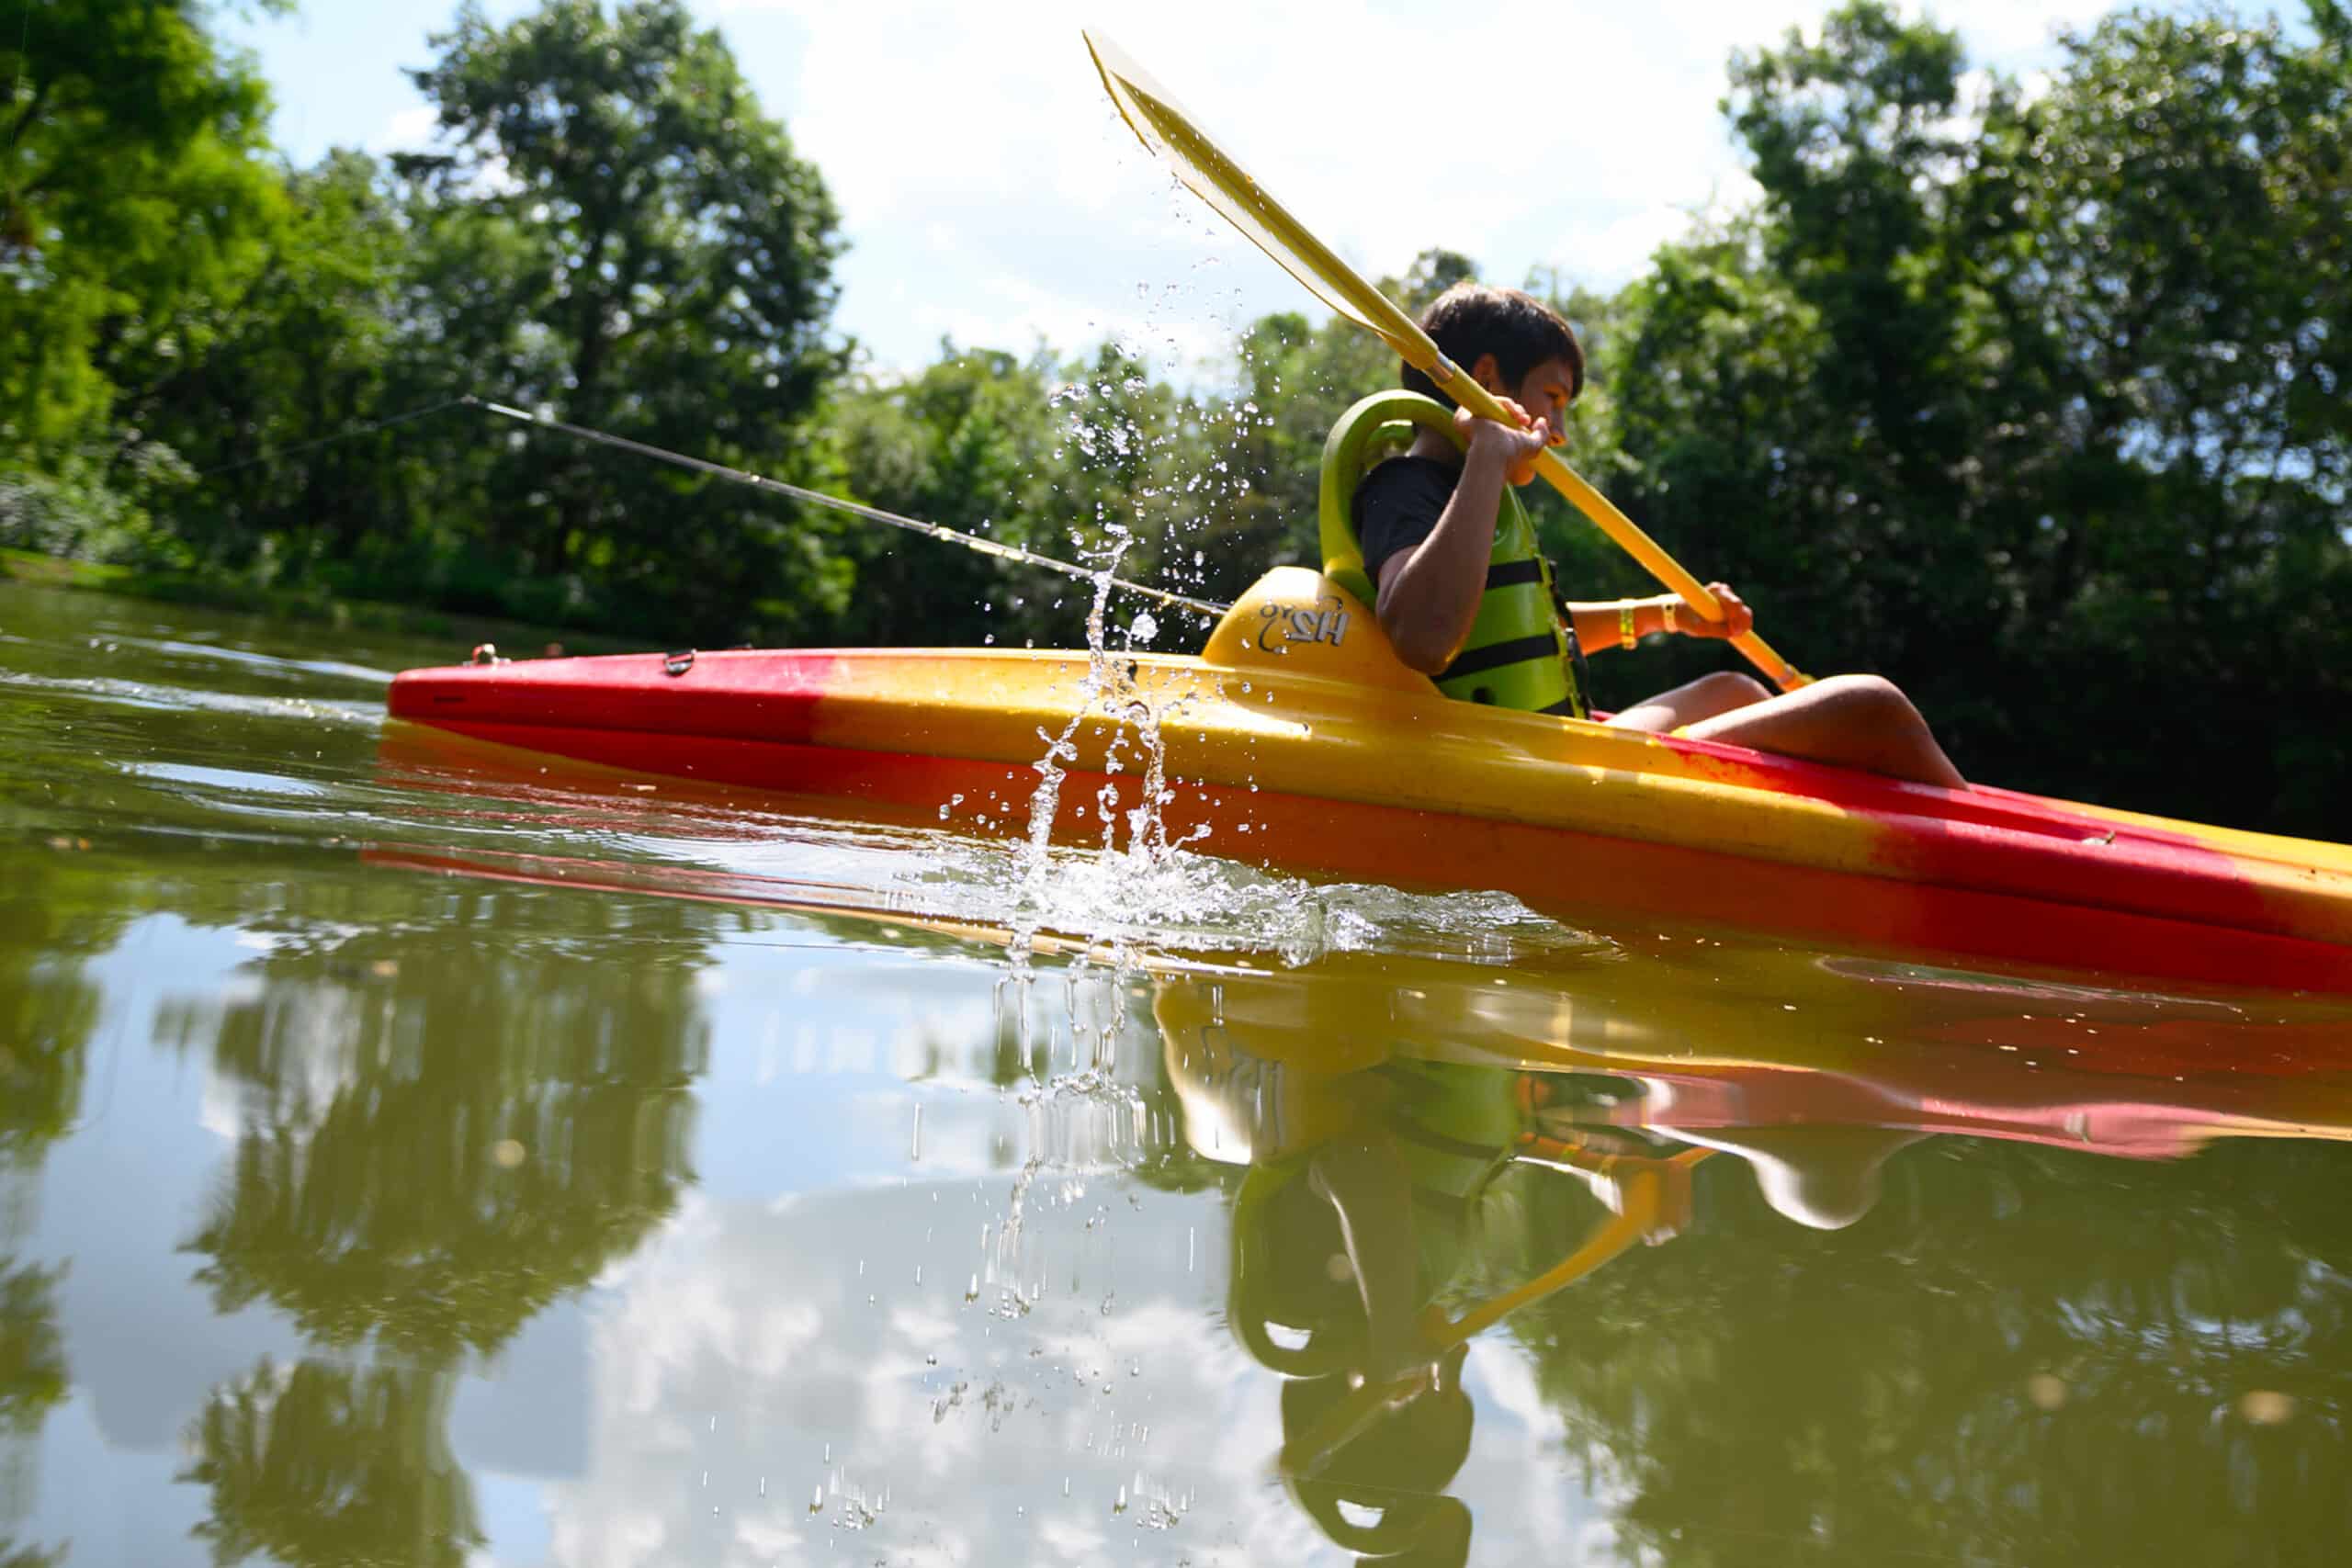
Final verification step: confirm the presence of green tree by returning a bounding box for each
[398,0,848,637]
[1207,306,1386,590]
[831,336,1232,649]
[831,344,1087,648]
[130,151,424,575]
[1955,6,2352,827]
[0,0,284,560]
[1205,251,1638,617]
[1609,2,2351,829]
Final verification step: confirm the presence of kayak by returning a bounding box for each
[386,566,2352,994]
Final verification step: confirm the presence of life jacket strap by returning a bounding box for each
[1442,632,1563,682]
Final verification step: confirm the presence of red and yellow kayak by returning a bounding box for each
[388,568,2352,993]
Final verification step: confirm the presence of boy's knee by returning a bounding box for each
[1818,673,1919,720]
[1698,671,1773,706]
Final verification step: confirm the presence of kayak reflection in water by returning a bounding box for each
[1351,282,1966,789]
[1524,1072,1928,1232]
[1158,981,1704,1565]
[1160,981,1476,1564]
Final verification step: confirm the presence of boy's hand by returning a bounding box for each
[1671,581,1754,639]
[1455,399,1549,487]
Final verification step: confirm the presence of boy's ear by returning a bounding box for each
[1467,353,1503,392]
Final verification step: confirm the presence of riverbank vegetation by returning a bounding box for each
[3,0,2345,832]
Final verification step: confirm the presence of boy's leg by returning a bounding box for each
[1606,671,1772,734]
[1682,674,1965,788]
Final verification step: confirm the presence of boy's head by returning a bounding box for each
[1400,283,1585,412]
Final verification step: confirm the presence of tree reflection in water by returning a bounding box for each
[1,850,129,1568]
[1510,1135,2352,1565]
[184,1361,476,1568]
[161,881,716,1566]
[0,1263,69,1568]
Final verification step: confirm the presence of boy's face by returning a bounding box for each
[1510,357,1578,448]
[1472,354,1577,446]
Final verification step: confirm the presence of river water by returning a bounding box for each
[4,574,2351,1566]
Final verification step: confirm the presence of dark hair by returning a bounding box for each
[1400,283,1584,406]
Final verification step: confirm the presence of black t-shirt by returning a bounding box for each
[1351,456,1461,595]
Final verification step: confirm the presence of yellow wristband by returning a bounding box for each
[1618,604,1636,650]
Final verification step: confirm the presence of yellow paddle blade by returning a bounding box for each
[1084,31,1416,357]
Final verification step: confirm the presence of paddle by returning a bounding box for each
[1083,31,1811,693]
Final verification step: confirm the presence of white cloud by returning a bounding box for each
[535,1179,1309,1565]
[724,0,2116,375]
[493,1160,1690,1565]
[235,0,2156,375]
[366,103,443,156]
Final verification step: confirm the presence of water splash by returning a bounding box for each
[1002,474,1211,1038]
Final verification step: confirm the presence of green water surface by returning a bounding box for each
[5,576,2351,1567]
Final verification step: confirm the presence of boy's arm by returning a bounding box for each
[1374,415,1548,674]
[1562,584,1755,652]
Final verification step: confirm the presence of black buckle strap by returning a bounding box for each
[1441,632,1562,681]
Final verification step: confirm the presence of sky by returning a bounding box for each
[220,0,2134,381]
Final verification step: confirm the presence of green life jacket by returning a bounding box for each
[1318,390,1589,718]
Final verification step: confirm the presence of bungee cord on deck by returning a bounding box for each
[200,392,1233,620]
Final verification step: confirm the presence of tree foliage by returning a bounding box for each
[1,0,2345,829]
[1609,2,2350,829]
[395,0,849,636]
[0,0,281,482]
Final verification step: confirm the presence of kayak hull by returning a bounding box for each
[387,570,2352,994]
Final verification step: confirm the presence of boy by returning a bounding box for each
[1354,283,1964,789]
